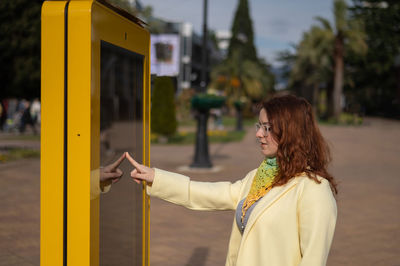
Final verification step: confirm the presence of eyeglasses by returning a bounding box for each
[255,122,272,136]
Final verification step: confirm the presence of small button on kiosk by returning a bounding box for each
[41,1,151,265]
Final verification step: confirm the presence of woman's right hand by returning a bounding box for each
[126,152,154,185]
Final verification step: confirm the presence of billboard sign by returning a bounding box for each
[151,34,180,77]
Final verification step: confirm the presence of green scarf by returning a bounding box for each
[241,157,279,222]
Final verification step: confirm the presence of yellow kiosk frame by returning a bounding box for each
[41,1,151,265]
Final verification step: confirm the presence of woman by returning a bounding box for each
[127,95,337,266]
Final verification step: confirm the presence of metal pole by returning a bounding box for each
[200,0,208,92]
[191,0,212,168]
[191,110,212,168]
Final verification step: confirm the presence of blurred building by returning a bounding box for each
[149,19,223,93]
[111,0,224,93]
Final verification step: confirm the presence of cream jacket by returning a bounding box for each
[147,168,337,266]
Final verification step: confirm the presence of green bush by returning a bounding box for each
[319,112,363,125]
[151,76,177,136]
[0,148,40,162]
[176,88,196,122]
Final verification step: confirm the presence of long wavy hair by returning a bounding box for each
[263,95,338,194]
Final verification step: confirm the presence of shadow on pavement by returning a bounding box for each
[185,247,209,266]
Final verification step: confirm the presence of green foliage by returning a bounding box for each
[306,0,400,118]
[277,0,368,119]
[176,89,196,122]
[151,130,246,145]
[151,76,177,136]
[210,51,274,105]
[348,0,400,118]
[228,0,257,61]
[281,25,334,113]
[319,112,363,125]
[324,0,367,119]
[0,0,155,99]
[212,0,274,107]
[0,148,40,163]
[0,0,42,99]
[1,134,40,141]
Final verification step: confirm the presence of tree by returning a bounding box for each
[287,25,333,114]
[213,0,274,104]
[211,51,273,104]
[280,0,367,119]
[0,0,42,99]
[227,0,258,62]
[316,0,367,119]
[151,76,177,137]
[348,0,400,117]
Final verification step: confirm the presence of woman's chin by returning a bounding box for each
[261,150,276,158]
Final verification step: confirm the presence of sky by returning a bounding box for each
[142,0,334,66]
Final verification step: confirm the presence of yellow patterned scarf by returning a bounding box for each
[241,157,278,222]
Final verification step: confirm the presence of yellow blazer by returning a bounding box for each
[147,168,337,266]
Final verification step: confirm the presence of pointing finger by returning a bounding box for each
[108,153,126,170]
[126,152,141,169]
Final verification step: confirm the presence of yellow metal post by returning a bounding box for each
[41,2,67,265]
[41,0,150,265]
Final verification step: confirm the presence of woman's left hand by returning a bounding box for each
[100,152,126,184]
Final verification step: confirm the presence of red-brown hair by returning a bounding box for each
[263,95,337,194]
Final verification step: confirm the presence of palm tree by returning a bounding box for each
[315,0,367,119]
[288,25,333,114]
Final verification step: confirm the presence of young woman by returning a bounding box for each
[127,95,337,266]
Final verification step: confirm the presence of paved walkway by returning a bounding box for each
[0,117,399,265]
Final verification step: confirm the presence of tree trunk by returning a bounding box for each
[324,84,333,119]
[333,35,344,120]
[235,104,244,131]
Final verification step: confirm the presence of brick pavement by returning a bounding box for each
[0,159,40,266]
[322,118,400,266]
[1,117,400,265]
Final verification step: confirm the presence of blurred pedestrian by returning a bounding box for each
[19,100,37,134]
[210,107,224,130]
[125,95,338,265]
[4,99,19,132]
[30,98,41,126]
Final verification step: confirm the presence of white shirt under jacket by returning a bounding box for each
[146,168,337,266]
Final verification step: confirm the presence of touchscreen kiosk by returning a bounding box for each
[41,1,151,265]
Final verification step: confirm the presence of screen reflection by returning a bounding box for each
[100,41,143,265]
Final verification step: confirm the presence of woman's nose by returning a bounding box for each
[255,127,264,138]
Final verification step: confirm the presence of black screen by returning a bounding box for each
[99,40,144,265]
